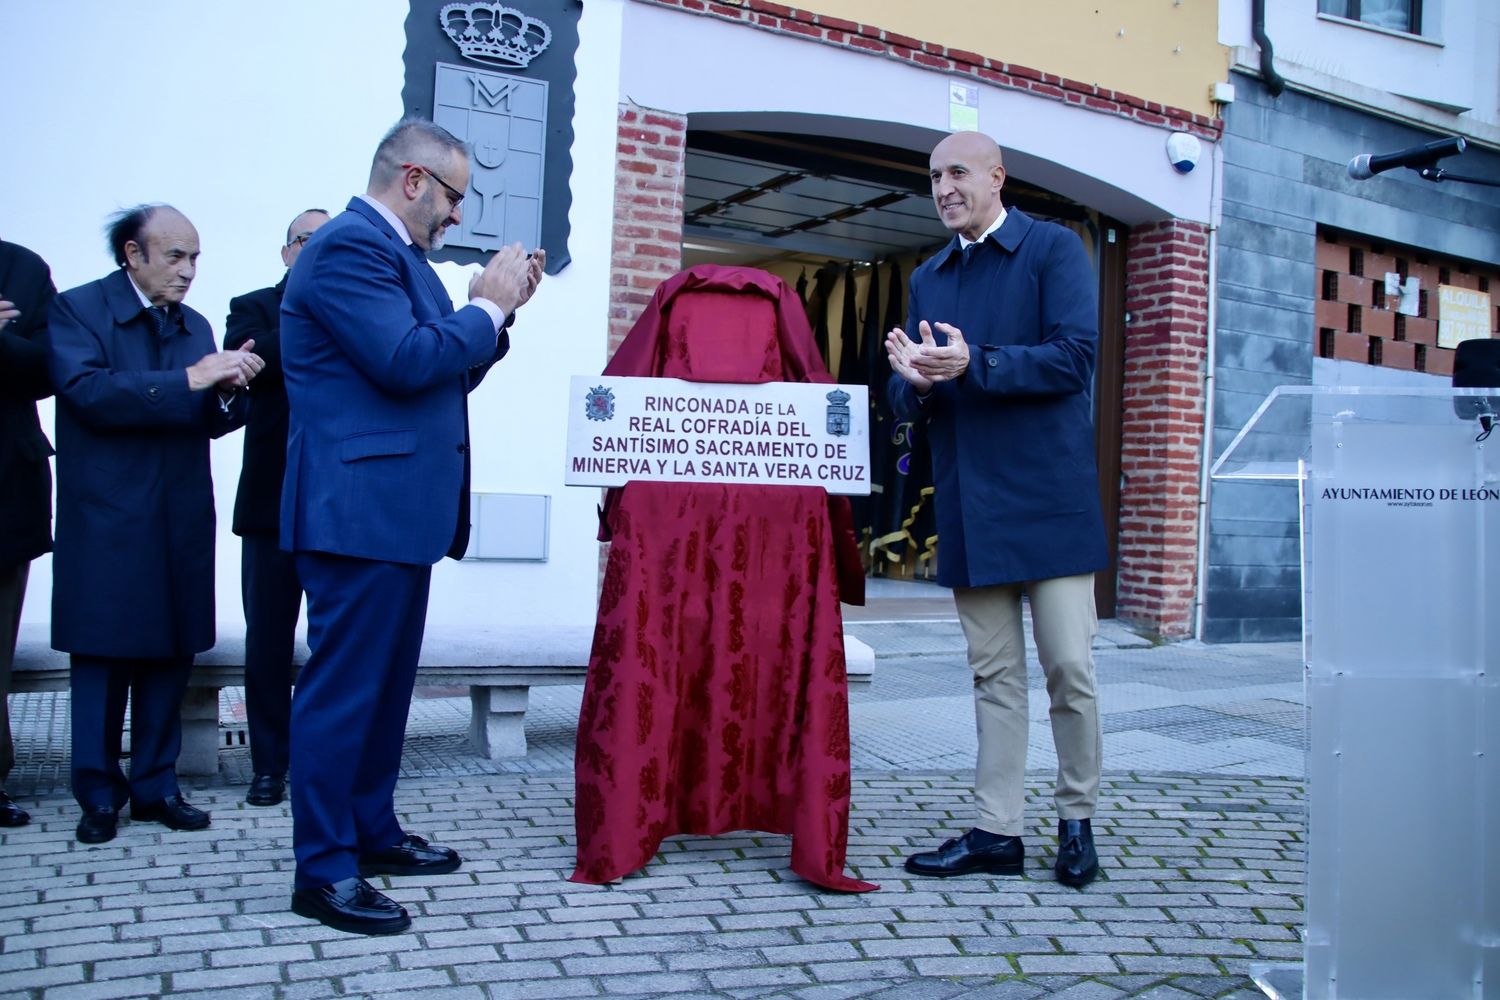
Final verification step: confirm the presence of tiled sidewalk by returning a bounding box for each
[0,772,1300,1000]
[1,622,1305,999]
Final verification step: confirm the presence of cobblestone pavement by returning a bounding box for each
[1,606,1305,999]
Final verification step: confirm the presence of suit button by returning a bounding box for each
[456,443,467,453]
[146,385,162,400]
[987,357,998,368]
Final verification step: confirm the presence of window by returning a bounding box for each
[1318,0,1422,34]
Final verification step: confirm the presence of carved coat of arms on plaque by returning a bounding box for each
[826,389,852,437]
[584,385,616,422]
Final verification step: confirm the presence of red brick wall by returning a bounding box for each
[1314,230,1498,378]
[635,0,1220,141]
[600,104,689,578]
[609,103,689,356]
[1116,221,1210,638]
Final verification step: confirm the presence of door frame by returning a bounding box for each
[1093,219,1127,618]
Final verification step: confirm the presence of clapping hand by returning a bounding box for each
[468,243,545,316]
[886,324,934,394]
[910,321,970,382]
[518,249,546,309]
[187,340,265,392]
[886,320,971,393]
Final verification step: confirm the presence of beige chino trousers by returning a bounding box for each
[954,572,1102,837]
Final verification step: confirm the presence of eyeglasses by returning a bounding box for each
[404,162,465,208]
[285,232,315,249]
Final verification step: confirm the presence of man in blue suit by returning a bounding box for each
[49,205,263,844]
[887,132,1108,888]
[280,119,543,935]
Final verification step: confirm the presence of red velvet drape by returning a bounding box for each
[570,265,875,892]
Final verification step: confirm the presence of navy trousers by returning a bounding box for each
[240,533,302,777]
[290,551,431,889]
[0,562,28,782]
[70,654,192,810]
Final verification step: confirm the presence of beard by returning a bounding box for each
[418,187,451,251]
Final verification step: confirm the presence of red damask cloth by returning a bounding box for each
[570,265,876,893]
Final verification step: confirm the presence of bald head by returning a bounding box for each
[933,131,1004,172]
[929,131,1007,241]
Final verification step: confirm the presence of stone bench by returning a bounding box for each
[10,621,873,775]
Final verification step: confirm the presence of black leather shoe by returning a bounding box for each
[291,876,410,935]
[905,829,1024,878]
[246,774,285,807]
[1055,818,1099,888]
[132,795,211,831]
[0,791,29,827]
[358,834,462,877]
[76,805,118,844]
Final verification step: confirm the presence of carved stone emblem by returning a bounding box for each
[432,62,548,252]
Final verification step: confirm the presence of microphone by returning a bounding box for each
[1347,136,1466,180]
[1453,338,1500,442]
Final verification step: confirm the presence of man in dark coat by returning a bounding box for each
[48,205,263,844]
[280,119,542,935]
[0,238,57,828]
[887,132,1108,887]
[224,208,329,808]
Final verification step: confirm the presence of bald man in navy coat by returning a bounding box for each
[888,132,1107,889]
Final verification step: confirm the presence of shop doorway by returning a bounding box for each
[679,129,1125,616]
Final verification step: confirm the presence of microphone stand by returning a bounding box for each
[1415,165,1500,188]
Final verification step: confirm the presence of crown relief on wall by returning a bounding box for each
[440,1,553,68]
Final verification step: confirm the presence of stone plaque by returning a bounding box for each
[433,63,547,253]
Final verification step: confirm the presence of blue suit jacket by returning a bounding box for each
[889,209,1108,588]
[279,197,506,566]
[48,269,246,656]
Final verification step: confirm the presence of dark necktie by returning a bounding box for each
[144,305,170,367]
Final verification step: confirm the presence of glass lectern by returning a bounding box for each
[1213,386,1499,1000]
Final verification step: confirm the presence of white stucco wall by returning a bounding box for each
[1220,0,1500,133]
[1,0,625,631]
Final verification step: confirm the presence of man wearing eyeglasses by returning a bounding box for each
[222,208,328,810]
[279,118,543,935]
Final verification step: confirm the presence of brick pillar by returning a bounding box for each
[600,104,689,580]
[1115,220,1210,638]
[608,103,688,355]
